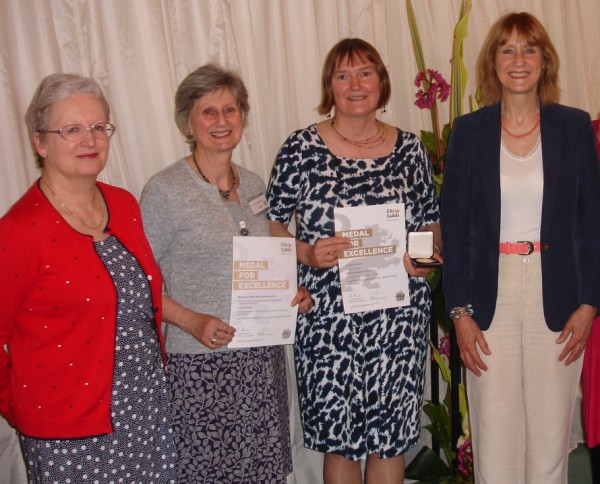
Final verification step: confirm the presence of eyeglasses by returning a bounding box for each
[38,122,116,142]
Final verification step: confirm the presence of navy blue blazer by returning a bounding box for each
[441,103,600,331]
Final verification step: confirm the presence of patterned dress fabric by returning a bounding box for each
[167,346,292,483]
[21,236,177,483]
[267,125,439,460]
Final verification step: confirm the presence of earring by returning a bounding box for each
[327,111,332,119]
[381,105,387,113]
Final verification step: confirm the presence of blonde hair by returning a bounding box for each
[476,12,560,106]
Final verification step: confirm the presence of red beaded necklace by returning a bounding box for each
[501,116,541,139]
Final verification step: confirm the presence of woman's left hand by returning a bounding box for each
[556,303,595,365]
[291,286,314,314]
[402,252,443,278]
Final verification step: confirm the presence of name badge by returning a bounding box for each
[249,194,268,215]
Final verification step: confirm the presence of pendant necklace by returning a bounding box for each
[239,220,249,236]
[331,117,386,148]
[501,116,540,139]
[192,151,236,200]
[42,178,105,231]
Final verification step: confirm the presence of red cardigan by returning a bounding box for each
[0,181,164,439]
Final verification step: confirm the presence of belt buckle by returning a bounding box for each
[517,241,534,255]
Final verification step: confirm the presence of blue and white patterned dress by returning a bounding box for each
[267,125,439,460]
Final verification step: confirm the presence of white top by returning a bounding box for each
[499,136,544,243]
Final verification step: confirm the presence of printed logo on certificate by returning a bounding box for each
[229,236,298,348]
[334,203,410,314]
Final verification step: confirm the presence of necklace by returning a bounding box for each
[42,178,105,230]
[331,117,386,148]
[192,151,236,200]
[501,116,541,139]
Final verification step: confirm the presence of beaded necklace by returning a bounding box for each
[501,116,540,139]
[192,151,236,200]
[331,117,386,148]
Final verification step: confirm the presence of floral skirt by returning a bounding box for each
[168,347,292,483]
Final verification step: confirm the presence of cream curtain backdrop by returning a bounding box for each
[0,1,599,483]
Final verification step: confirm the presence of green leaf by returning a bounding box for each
[458,383,468,418]
[469,87,483,111]
[406,0,427,74]
[405,446,452,481]
[420,130,438,155]
[432,287,452,333]
[449,0,472,124]
[423,402,451,446]
[441,123,452,148]
[430,342,452,383]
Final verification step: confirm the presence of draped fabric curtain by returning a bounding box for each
[0,1,599,483]
[1,0,599,214]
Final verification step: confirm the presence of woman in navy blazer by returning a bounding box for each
[441,12,600,484]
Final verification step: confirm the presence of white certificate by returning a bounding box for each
[229,236,298,348]
[334,203,410,314]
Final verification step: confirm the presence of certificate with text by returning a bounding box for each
[229,236,298,348]
[334,203,410,314]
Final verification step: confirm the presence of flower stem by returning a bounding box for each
[431,101,443,161]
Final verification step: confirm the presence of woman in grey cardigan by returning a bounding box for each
[141,64,313,483]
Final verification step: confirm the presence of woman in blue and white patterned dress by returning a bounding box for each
[267,38,441,484]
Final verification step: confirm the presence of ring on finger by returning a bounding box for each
[211,333,217,344]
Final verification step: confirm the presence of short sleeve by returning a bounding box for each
[266,130,305,225]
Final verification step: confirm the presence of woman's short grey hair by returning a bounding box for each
[174,64,250,151]
[25,73,110,168]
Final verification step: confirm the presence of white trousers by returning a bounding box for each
[466,252,583,484]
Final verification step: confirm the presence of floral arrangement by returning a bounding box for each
[423,338,472,482]
[406,0,473,195]
[414,68,451,176]
[404,0,475,483]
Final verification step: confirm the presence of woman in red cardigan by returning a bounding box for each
[582,115,600,482]
[0,73,177,483]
